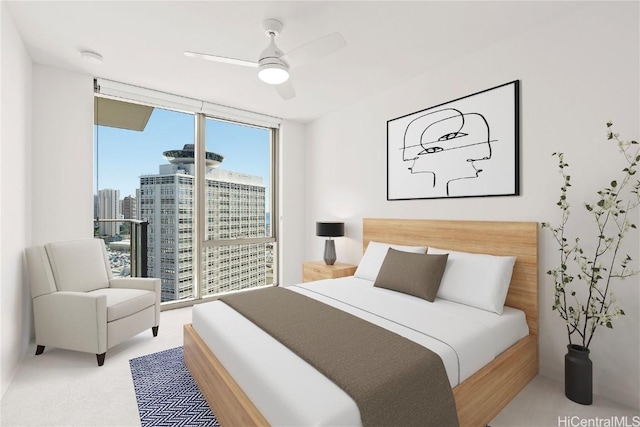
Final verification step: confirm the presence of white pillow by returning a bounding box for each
[354,241,427,282]
[428,247,516,315]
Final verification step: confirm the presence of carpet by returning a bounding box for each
[130,346,220,426]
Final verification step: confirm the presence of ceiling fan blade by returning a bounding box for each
[184,51,258,68]
[275,80,296,100]
[281,32,346,67]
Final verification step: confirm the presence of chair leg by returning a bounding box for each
[35,345,45,355]
[96,353,106,366]
[152,326,159,337]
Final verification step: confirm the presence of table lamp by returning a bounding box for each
[316,221,345,265]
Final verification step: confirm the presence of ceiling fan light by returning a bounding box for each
[258,63,289,85]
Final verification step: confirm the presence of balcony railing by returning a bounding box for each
[93,219,148,278]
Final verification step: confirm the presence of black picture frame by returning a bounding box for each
[387,80,520,200]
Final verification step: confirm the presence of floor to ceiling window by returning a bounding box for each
[94,80,279,305]
[200,118,275,298]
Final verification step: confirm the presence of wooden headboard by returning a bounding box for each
[363,218,539,336]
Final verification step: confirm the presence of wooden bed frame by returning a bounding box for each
[184,218,539,427]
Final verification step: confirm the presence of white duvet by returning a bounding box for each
[191,277,529,426]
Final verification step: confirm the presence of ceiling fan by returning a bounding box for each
[184,19,346,100]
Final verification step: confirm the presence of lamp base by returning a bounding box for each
[323,239,336,265]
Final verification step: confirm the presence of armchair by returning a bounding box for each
[25,238,161,366]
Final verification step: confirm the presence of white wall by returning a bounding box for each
[0,1,33,399]
[31,65,94,245]
[1,4,94,396]
[304,2,639,409]
[279,120,306,286]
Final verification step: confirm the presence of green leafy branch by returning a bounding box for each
[542,122,639,349]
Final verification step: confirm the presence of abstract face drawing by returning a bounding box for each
[402,108,491,197]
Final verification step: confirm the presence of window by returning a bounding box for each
[201,117,274,297]
[94,79,279,305]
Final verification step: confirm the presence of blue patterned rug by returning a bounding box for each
[130,346,219,426]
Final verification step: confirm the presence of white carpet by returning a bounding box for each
[1,306,192,426]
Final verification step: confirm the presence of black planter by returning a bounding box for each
[565,344,593,405]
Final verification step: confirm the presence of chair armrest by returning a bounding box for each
[33,292,107,354]
[109,277,160,293]
[109,277,161,326]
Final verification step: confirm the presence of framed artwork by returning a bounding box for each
[387,80,519,200]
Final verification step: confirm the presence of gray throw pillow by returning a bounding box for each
[373,248,448,302]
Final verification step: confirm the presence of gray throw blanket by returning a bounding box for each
[220,287,459,427]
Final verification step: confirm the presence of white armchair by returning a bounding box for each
[25,238,161,366]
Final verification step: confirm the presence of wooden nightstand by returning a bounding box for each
[302,261,357,283]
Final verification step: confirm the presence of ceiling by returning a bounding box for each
[6,1,585,123]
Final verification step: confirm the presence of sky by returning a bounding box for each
[95,107,271,206]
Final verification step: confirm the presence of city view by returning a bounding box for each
[94,102,274,302]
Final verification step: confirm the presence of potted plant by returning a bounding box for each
[542,122,639,405]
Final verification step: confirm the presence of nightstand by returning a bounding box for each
[302,261,357,283]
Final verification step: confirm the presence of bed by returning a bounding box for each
[184,218,539,426]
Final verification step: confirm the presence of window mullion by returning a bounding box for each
[194,113,206,300]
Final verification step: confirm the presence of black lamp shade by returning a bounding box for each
[316,222,344,238]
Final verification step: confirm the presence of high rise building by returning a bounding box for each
[98,188,120,236]
[139,145,267,302]
[135,189,141,220]
[122,195,137,220]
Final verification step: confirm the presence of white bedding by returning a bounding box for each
[191,276,529,426]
